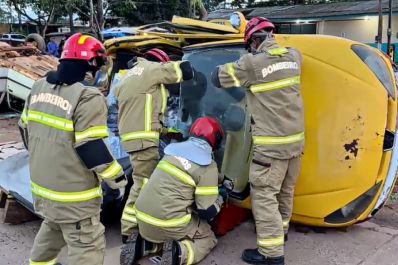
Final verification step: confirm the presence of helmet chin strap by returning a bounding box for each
[47,60,90,86]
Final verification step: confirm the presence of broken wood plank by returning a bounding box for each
[2,198,38,224]
[0,190,7,208]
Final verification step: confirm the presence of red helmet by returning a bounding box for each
[61,33,106,66]
[190,117,224,150]
[244,17,275,44]
[144,48,170,63]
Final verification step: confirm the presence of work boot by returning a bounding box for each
[242,249,284,265]
[120,231,143,265]
[161,240,181,265]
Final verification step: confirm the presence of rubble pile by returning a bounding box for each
[0,42,58,80]
[0,141,25,160]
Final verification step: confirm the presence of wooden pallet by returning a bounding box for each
[0,187,39,224]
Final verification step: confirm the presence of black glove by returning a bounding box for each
[219,186,230,201]
[221,177,234,192]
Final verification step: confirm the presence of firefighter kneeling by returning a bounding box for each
[120,117,231,265]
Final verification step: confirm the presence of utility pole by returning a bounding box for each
[377,0,383,51]
[387,0,393,56]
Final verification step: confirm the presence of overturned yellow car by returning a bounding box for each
[106,15,398,227]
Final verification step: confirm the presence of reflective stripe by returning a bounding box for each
[120,131,160,142]
[142,177,149,189]
[227,63,241,87]
[75,126,109,142]
[174,62,183,83]
[250,76,300,93]
[27,110,74,131]
[21,109,28,124]
[257,236,284,247]
[145,94,153,131]
[135,209,191,228]
[31,182,102,203]
[160,84,168,115]
[195,186,218,196]
[124,205,136,215]
[157,161,196,187]
[29,258,58,265]
[253,132,304,145]
[78,35,91,45]
[282,220,290,228]
[268,47,289,55]
[122,213,137,224]
[98,161,123,179]
[181,240,195,265]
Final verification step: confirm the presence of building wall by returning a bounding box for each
[319,15,398,44]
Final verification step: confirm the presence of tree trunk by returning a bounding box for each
[89,0,94,31]
[68,8,75,33]
[96,0,105,30]
[42,4,55,38]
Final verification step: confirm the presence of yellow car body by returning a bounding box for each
[105,15,398,227]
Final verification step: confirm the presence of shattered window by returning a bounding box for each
[352,45,395,98]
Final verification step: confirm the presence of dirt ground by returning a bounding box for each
[2,116,398,265]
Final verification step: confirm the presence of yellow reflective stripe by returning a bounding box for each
[282,220,290,228]
[257,236,284,247]
[98,161,123,179]
[120,131,160,142]
[27,110,74,131]
[227,63,241,87]
[21,109,28,124]
[123,205,136,215]
[195,186,218,196]
[157,161,196,187]
[250,76,300,93]
[145,94,153,131]
[142,177,149,189]
[78,35,91,45]
[135,209,191,228]
[268,47,289,55]
[75,126,109,142]
[29,258,58,265]
[160,84,168,115]
[253,132,304,145]
[181,240,195,265]
[122,213,137,224]
[31,182,102,203]
[174,62,183,83]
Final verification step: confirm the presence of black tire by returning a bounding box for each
[26,33,46,52]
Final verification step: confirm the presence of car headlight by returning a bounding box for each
[325,182,381,224]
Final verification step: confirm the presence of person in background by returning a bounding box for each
[47,37,59,57]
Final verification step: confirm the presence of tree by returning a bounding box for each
[6,0,66,36]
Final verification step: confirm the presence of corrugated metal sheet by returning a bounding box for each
[209,0,398,20]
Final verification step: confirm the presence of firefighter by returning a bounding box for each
[211,17,304,265]
[18,33,127,265]
[120,117,231,265]
[116,49,194,242]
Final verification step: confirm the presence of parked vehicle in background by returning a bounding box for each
[0,33,26,46]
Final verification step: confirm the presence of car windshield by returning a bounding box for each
[11,34,25,40]
[178,46,251,192]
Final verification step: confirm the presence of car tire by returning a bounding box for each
[26,33,46,52]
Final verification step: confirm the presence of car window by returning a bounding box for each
[179,46,251,191]
[352,45,395,98]
[11,34,25,40]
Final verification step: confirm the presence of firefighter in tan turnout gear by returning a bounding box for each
[120,117,232,265]
[116,49,194,241]
[18,33,127,265]
[212,17,304,265]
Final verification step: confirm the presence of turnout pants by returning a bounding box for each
[29,214,105,265]
[138,215,217,264]
[121,147,159,236]
[250,154,301,257]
